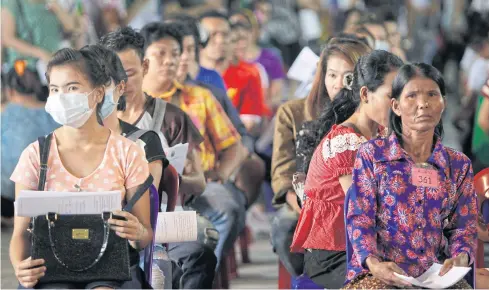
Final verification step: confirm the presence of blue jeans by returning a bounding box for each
[271,205,304,277]
[190,182,247,269]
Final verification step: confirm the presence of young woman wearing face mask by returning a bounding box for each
[9,47,153,289]
[290,50,404,289]
[82,44,168,199]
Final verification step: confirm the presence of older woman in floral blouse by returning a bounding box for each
[344,63,478,289]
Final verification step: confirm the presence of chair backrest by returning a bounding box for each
[475,167,489,272]
[344,188,353,264]
[143,164,180,284]
[143,184,160,284]
[161,164,179,212]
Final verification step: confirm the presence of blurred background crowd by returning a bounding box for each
[2,0,489,288]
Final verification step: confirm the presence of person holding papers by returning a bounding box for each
[138,21,260,270]
[99,28,218,289]
[10,47,152,289]
[344,63,478,289]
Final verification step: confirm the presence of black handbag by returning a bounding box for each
[30,133,153,284]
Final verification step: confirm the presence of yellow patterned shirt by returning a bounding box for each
[153,82,240,171]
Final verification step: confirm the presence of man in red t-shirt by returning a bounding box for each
[199,11,270,134]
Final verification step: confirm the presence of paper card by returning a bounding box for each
[155,211,198,243]
[412,167,439,188]
[287,47,319,82]
[394,263,471,289]
[14,190,122,217]
[164,143,189,174]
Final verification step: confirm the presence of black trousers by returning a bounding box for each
[167,241,217,289]
[1,197,14,217]
[304,249,347,289]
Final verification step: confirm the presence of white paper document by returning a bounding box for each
[15,190,122,217]
[155,211,198,243]
[394,263,471,289]
[287,47,319,82]
[164,143,189,174]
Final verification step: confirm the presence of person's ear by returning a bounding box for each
[359,86,369,103]
[118,81,126,96]
[391,98,401,116]
[142,59,149,77]
[94,87,105,104]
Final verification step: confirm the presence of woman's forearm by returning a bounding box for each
[3,37,50,61]
[10,232,29,269]
[130,225,153,250]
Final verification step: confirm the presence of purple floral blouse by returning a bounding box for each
[345,133,477,284]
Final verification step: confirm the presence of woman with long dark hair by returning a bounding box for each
[270,37,371,278]
[344,63,476,289]
[291,50,404,288]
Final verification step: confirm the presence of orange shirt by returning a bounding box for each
[223,61,270,117]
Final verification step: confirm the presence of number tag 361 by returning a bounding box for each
[412,166,439,188]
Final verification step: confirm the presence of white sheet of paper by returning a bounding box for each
[287,47,319,82]
[14,190,122,217]
[164,143,189,174]
[394,263,471,289]
[155,211,198,243]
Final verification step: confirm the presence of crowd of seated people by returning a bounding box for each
[2,1,489,289]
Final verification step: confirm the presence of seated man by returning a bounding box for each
[139,21,266,267]
[163,13,255,153]
[100,27,216,289]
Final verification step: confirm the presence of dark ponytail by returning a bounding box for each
[301,50,404,173]
[6,60,45,101]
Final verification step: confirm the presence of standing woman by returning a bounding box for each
[291,50,404,288]
[9,47,153,289]
[344,63,477,289]
[270,37,371,278]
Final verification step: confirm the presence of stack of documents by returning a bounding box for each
[394,263,471,289]
[15,190,122,217]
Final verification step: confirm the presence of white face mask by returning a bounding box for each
[45,90,95,128]
[375,40,391,52]
[101,87,117,120]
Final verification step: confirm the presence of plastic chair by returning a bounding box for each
[144,164,180,285]
[475,167,489,287]
[278,260,291,289]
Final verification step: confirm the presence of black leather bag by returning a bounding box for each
[30,133,153,283]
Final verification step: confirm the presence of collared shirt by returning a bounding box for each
[345,133,477,284]
[154,83,240,172]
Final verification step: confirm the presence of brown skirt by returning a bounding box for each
[342,274,472,289]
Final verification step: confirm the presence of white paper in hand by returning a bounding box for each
[287,47,319,82]
[155,211,198,243]
[394,263,471,289]
[14,190,122,217]
[164,143,189,174]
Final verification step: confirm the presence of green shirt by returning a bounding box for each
[472,96,489,167]
[2,0,62,69]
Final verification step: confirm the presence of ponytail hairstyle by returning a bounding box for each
[46,47,112,124]
[306,37,371,119]
[302,50,404,173]
[80,45,128,112]
[6,59,45,101]
[389,63,445,143]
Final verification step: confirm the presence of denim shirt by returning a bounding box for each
[345,133,477,283]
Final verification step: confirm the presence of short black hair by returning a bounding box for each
[99,27,145,61]
[140,22,183,53]
[164,15,201,61]
[199,10,229,24]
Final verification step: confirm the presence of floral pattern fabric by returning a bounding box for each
[345,133,478,284]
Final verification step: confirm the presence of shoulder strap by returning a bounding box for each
[126,129,150,142]
[342,122,362,135]
[37,133,53,191]
[153,99,167,132]
[123,175,154,212]
[152,99,170,148]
